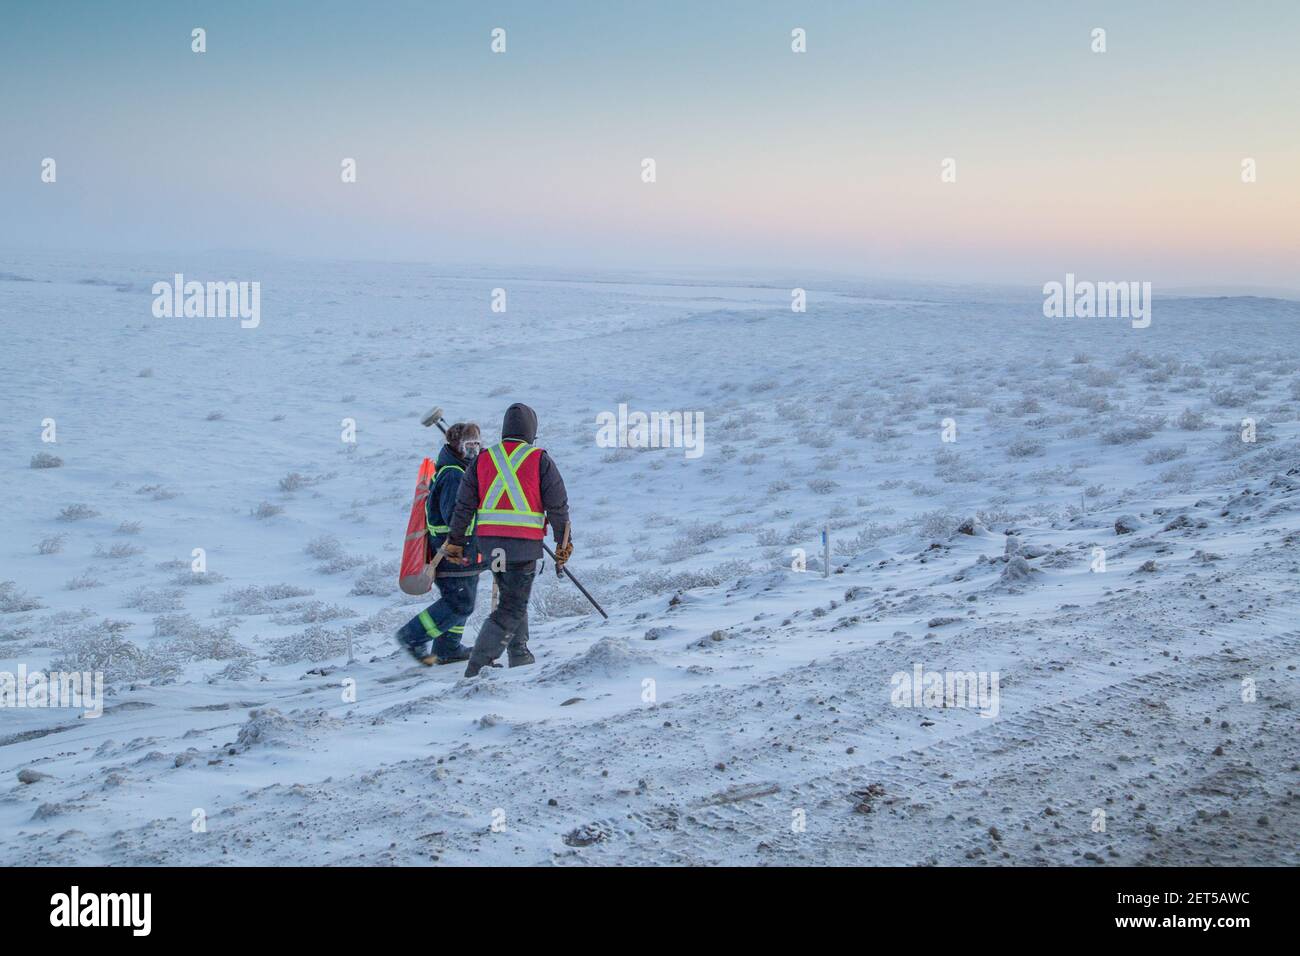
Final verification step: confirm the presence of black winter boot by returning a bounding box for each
[434,645,472,665]
[508,647,535,668]
[395,631,434,666]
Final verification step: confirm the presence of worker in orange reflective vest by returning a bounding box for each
[443,403,573,677]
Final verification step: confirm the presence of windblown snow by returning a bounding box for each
[1,253,1297,865]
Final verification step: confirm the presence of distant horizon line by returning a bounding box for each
[3,245,1299,302]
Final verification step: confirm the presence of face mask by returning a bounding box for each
[459,439,481,459]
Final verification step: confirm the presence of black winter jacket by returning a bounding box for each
[448,403,570,566]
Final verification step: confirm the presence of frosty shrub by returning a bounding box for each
[30,452,63,469]
[305,535,342,560]
[172,570,227,587]
[224,583,314,605]
[767,479,792,494]
[94,542,143,560]
[530,578,592,622]
[165,623,252,662]
[1070,391,1111,413]
[756,525,795,547]
[315,552,367,574]
[0,581,45,613]
[53,619,179,685]
[622,559,753,601]
[660,541,709,564]
[1176,408,1209,430]
[115,520,143,535]
[773,400,807,422]
[1083,367,1119,388]
[65,574,102,590]
[58,504,100,521]
[1120,349,1161,370]
[279,472,309,492]
[125,585,184,613]
[828,406,856,428]
[916,509,959,542]
[1216,431,1256,460]
[976,507,1018,529]
[1211,388,1251,408]
[205,410,225,421]
[136,484,179,501]
[1159,462,1198,486]
[213,658,258,681]
[250,501,284,519]
[0,624,34,644]
[1207,350,1249,370]
[350,561,399,596]
[152,612,196,638]
[808,478,840,495]
[138,367,153,377]
[266,624,351,665]
[278,471,331,493]
[1010,397,1041,416]
[270,601,359,625]
[832,522,897,555]
[677,520,730,543]
[1142,445,1186,465]
[1005,438,1045,459]
[36,534,67,555]
[1100,416,1165,445]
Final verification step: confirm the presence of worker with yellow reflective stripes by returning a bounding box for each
[395,423,486,665]
[443,403,573,677]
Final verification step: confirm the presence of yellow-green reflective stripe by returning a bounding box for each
[478,510,545,528]
[428,515,477,535]
[418,611,442,638]
[483,443,538,509]
[485,443,538,513]
[483,445,511,509]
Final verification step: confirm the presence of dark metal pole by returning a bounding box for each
[542,542,608,619]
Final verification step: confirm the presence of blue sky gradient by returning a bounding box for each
[2,1,1297,286]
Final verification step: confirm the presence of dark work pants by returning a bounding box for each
[398,574,479,657]
[469,564,535,665]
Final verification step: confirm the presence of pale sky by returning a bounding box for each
[2,0,1297,288]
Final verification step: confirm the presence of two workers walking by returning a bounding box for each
[396,403,573,678]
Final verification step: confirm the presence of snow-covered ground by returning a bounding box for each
[1,252,1297,865]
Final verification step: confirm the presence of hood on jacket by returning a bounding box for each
[435,442,466,469]
[501,403,538,444]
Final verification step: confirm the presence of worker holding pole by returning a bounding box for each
[442,403,575,677]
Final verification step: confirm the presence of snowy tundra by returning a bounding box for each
[1,253,1297,866]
